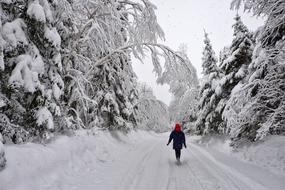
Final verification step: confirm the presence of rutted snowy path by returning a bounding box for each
[0,130,284,190]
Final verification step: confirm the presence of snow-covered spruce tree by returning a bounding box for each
[54,0,141,131]
[219,15,254,133]
[0,133,6,170]
[55,0,184,131]
[195,31,224,135]
[134,83,170,132]
[0,0,64,142]
[224,0,285,144]
[88,55,139,130]
[158,44,199,130]
[220,15,254,88]
[219,47,231,67]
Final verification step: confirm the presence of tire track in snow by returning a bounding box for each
[118,143,159,190]
[166,158,177,190]
[188,147,241,190]
[189,143,268,190]
[166,151,204,190]
[185,160,206,190]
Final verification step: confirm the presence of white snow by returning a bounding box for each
[27,0,47,23]
[8,54,42,93]
[234,136,285,176]
[53,53,62,71]
[50,103,61,116]
[36,107,54,130]
[44,27,61,49]
[0,100,5,108]
[2,19,28,48]
[0,0,12,4]
[0,94,7,108]
[30,46,45,74]
[220,48,239,70]
[214,84,222,96]
[0,47,5,71]
[52,83,62,100]
[231,82,243,96]
[0,130,284,190]
[41,0,54,22]
[0,54,4,71]
[48,69,64,91]
[235,66,246,78]
[194,135,285,176]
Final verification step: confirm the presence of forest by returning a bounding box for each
[0,0,284,183]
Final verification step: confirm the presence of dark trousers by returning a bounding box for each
[175,149,181,159]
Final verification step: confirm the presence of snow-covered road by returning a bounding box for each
[114,134,284,190]
[0,130,284,190]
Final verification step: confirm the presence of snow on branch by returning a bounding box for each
[85,42,186,79]
[68,0,182,79]
[231,0,285,47]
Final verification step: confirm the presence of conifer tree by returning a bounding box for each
[218,15,254,135]
[225,0,285,143]
[220,15,254,90]
[57,0,184,131]
[134,83,170,132]
[196,31,223,135]
[0,0,64,142]
[0,0,187,143]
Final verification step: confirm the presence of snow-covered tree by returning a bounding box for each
[0,0,186,141]
[56,0,185,131]
[196,31,224,135]
[224,0,285,144]
[219,47,231,67]
[0,0,64,142]
[218,15,254,134]
[220,15,254,86]
[157,44,199,130]
[231,0,285,47]
[168,87,199,132]
[134,83,170,132]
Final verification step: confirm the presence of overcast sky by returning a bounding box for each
[132,0,264,106]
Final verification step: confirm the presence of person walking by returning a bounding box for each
[167,123,187,163]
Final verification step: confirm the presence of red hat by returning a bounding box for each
[175,123,181,132]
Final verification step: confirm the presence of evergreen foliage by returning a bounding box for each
[195,32,224,135]
[0,0,185,144]
[219,0,285,144]
[134,83,170,132]
[0,0,64,142]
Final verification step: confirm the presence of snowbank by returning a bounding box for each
[190,135,285,176]
[233,136,285,176]
[0,129,158,190]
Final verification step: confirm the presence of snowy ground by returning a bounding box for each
[0,129,285,190]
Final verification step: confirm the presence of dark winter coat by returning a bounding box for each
[167,124,186,150]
